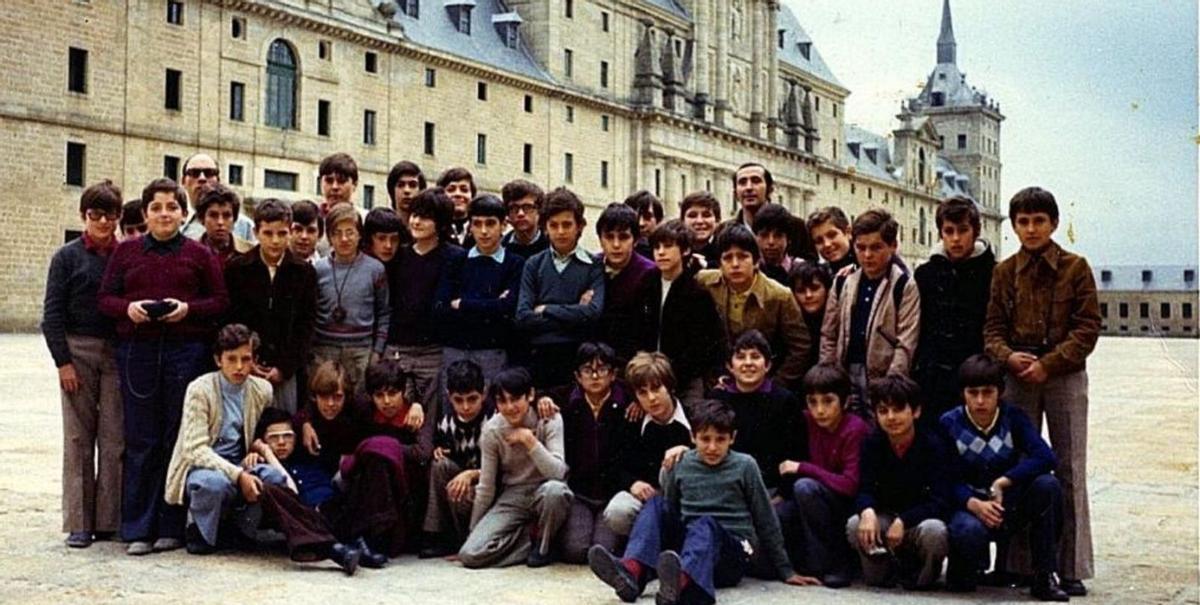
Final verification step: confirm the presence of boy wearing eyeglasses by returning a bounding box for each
[500,179,550,260]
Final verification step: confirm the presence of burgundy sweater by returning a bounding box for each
[98,233,229,342]
[793,410,870,498]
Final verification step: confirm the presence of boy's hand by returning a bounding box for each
[447,470,478,502]
[302,422,321,456]
[58,363,79,394]
[433,447,448,462]
[885,517,905,550]
[1017,360,1049,384]
[990,477,1012,505]
[623,401,645,422]
[505,428,538,451]
[856,509,880,552]
[784,574,822,587]
[579,289,594,305]
[241,452,264,468]
[127,300,152,324]
[778,460,800,477]
[629,481,657,501]
[498,289,510,299]
[237,471,263,503]
[1006,352,1037,374]
[534,304,546,315]
[405,403,425,430]
[967,497,1004,528]
[160,298,189,323]
[450,298,461,310]
[536,396,560,420]
[661,445,689,470]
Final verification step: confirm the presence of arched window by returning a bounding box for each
[918,148,927,186]
[265,39,297,129]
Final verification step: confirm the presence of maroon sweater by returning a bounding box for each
[793,410,870,498]
[98,233,229,342]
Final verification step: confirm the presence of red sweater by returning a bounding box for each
[98,233,229,342]
[795,411,870,498]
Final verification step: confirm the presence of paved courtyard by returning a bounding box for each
[0,335,1194,605]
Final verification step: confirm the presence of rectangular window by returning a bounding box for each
[524,95,533,112]
[815,96,820,112]
[424,122,436,155]
[318,100,331,136]
[424,67,436,87]
[602,11,610,32]
[400,0,419,18]
[654,169,661,196]
[1100,303,1108,319]
[1184,303,1194,319]
[601,161,609,188]
[563,153,574,183]
[264,169,298,191]
[165,69,182,110]
[477,81,488,101]
[228,164,244,186]
[65,142,86,186]
[601,114,610,131]
[1140,302,1150,319]
[457,8,471,34]
[564,48,573,78]
[363,185,375,210]
[163,155,180,181]
[957,134,967,149]
[365,51,378,73]
[167,0,184,25]
[363,110,377,145]
[68,47,88,93]
[1119,302,1129,318]
[476,133,487,165]
[566,105,575,123]
[565,0,573,18]
[600,61,609,88]
[229,81,245,121]
[1161,302,1172,319]
[319,40,332,60]
[523,143,533,174]
[833,103,838,118]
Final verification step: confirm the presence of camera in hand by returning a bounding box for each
[144,300,178,321]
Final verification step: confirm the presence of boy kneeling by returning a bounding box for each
[941,354,1068,601]
[589,400,817,605]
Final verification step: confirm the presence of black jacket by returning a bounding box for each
[225,247,317,381]
[648,268,726,389]
[914,241,995,372]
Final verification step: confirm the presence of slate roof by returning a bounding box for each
[934,155,975,200]
[642,0,689,20]
[777,5,843,88]
[842,124,896,182]
[1095,266,1199,293]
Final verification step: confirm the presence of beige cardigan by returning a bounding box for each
[819,262,921,379]
[164,372,274,505]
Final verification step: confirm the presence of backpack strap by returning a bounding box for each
[892,271,909,314]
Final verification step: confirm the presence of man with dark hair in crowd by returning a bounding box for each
[195,184,253,266]
[318,153,360,216]
[181,153,256,243]
[386,160,426,223]
[437,167,477,245]
[623,190,663,260]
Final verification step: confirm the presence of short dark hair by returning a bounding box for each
[802,364,850,402]
[446,359,485,395]
[649,219,694,253]
[1008,186,1059,223]
[196,184,242,221]
[141,178,189,217]
[787,262,832,292]
[540,187,586,229]
[730,329,772,361]
[752,203,793,237]
[318,153,359,183]
[733,163,775,195]
[490,367,534,400]
[365,359,412,394]
[290,200,323,236]
[936,196,981,235]
[253,198,291,228]
[409,187,456,242]
[214,323,259,355]
[624,190,663,222]
[680,191,721,221]
[690,400,736,435]
[468,194,508,221]
[851,208,899,246]
[806,206,851,233]
[575,342,619,372]
[868,374,922,412]
[120,199,144,229]
[958,354,1006,391]
[253,407,294,441]
[80,180,123,215]
[596,202,641,238]
[501,179,544,208]
[363,207,409,245]
[715,224,760,262]
[386,160,426,202]
[437,167,477,197]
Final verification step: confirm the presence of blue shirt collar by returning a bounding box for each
[468,245,506,263]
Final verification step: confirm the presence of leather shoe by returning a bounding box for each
[353,537,388,569]
[329,542,361,576]
[1060,578,1087,596]
[587,545,642,603]
[1031,572,1070,602]
[526,543,555,568]
[655,550,683,605]
[185,525,215,555]
[821,571,852,589]
[66,532,93,548]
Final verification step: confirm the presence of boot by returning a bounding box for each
[1031,572,1069,602]
[328,542,361,576]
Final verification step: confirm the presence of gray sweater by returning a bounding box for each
[663,450,795,581]
[515,248,605,345]
[470,408,567,528]
[313,252,390,352]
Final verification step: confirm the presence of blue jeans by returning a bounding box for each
[775,478,851,576]
[947,474,1063,581]
[118,339,207,541]
[186,464,290,546]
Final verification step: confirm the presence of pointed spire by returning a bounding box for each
[937,0,956,65]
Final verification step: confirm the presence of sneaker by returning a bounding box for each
[126,541,154,556]
[152,537,183,552]
[587,545,642,603]
[655,550,684,605]
[66,532,93,548]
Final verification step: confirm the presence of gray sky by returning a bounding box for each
[785,0,1199,264]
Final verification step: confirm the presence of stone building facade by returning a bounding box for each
[1095,266,1200,338]
[0,0,1002,329]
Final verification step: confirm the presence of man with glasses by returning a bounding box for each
[180,153,256,242]
[500,179,549,260]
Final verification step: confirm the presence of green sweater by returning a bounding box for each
[662,450,794,581]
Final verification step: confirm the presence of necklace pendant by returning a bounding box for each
[332,306,347,323]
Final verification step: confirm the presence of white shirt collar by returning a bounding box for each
[641,398,691,434]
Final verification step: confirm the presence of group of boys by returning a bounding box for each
[44,149,1100,601]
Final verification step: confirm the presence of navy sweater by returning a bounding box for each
[855,428,953,528]
[432,249,524,350]
[42,237,116,367]
[388,243,463,347]
[515,248,605,346]
[939,402,1057,508]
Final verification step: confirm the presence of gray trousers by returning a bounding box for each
[559,495,620,564]
[602,490,645,537]
[846,513,948,588]
[459,480,573,568]
[423,457,475,537]
[1007,370,1094,580]
[385,344,443,411]
[185,464,289,546]
[272,375,297,415]
[61,335,124,534]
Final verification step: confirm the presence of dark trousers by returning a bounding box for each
[117,339,207,541]
[915,363,961,431]
[259,483,338,561]
[529,342,581,390]
[623,496,750,605]
[947,474,1063,581]
[775,478,851,576]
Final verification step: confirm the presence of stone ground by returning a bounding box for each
[0,335,1195,605]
